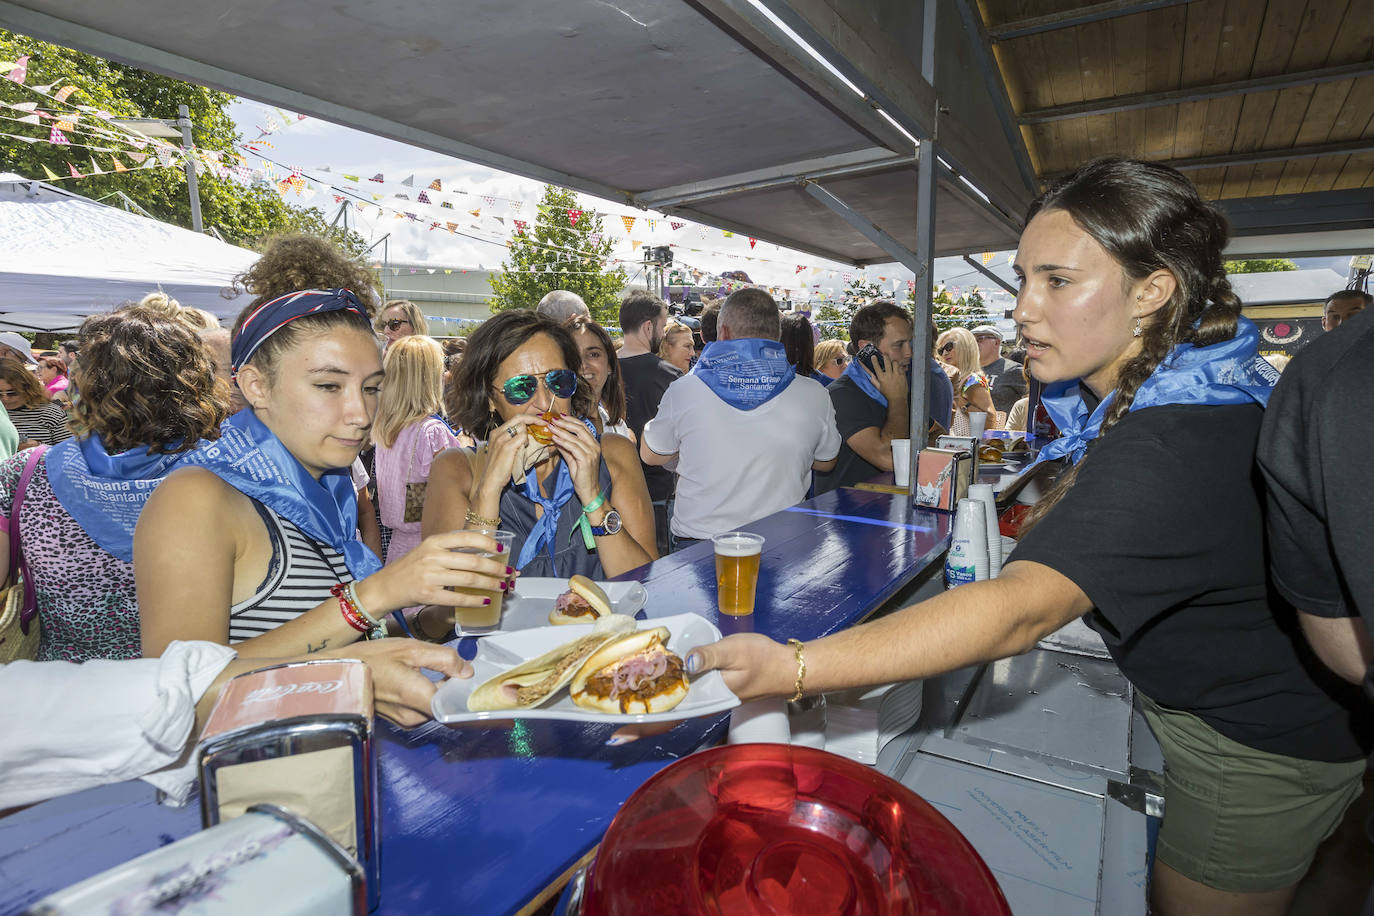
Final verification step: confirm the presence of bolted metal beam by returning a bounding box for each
[802,180,924,276]
[1020,61,1374,124]
[962,255,1018,297]
[952,0,1041,195]
[987,0,1194,41]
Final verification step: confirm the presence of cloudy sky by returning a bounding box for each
[225,99,1021,314]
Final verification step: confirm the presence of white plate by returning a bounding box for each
[431,612,739,725]
[456,577,649,636]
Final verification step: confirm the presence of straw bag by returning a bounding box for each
[0,446,48,663]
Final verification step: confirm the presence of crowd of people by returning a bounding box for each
[0,157,1371,915]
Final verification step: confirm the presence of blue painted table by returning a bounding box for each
[0,488,950,916]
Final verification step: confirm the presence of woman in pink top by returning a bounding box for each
[37,357,68,397]
[373,336,461,564]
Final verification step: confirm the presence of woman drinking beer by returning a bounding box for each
[689,159,1371,916]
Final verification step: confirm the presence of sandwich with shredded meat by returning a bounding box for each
[549,575,613,625]
[467,614,636,711]
[570,626,689,714]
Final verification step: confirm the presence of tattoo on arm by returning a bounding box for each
[307,638,330,654]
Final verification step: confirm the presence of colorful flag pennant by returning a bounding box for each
[48,125,69,145]
[621,215,636,233]
[748,237,757,249]
[41,163,60,181]
[428,178,442,191]
[670,220,685,230]
[7,56,28,85]
[52,84,76,103]
[481,195,496,207]
[112,156,127,172]
[68,163,82,178]
[369,173,384,182]
[417,190,431,204]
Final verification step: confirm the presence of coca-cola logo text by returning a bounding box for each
[242,680,345,704]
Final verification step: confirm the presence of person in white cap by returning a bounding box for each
[0,331,37,367]
[970,324,1025,415]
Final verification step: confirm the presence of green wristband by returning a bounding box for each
[581,489,609,516]
[571,489,608,551]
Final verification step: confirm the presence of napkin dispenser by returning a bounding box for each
[25,805,365,916]
[197,659,380,911]
[914,447,973,512]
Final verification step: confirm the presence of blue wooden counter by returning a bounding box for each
[0,488,950,916]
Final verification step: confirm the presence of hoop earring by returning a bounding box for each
[1133,318,1143,338]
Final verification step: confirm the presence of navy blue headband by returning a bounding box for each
[231,288,369,374]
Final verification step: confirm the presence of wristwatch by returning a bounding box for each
[589,508,622,536]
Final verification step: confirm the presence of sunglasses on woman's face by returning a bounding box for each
[938,342,955,355]
[500,369,579,405]
[383,318,411,332]
[832,355,849,366]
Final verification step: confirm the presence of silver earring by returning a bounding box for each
[1133,318,1143,338]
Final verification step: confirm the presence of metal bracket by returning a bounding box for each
[961,254,1018,296]
[801,180,925,277]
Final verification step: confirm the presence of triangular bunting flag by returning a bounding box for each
[41,163,60,181]
[428,178,442,191]
[88,156,103,175]
[6,56,28,85]
[68,163,82,178]
[670,220,685,231]
[446,222,458,233]
[494,216,504,225]
[48,126,69,145]
[370,173,384,182]
[748,237,757,249]
[111,156,127,172]
[469,208,481,217]
[795,265,806,274]
[568,209,582,226]
[514,219,528,233]
[342,174,360,182]
[722,231,734,238]
[53,85,76,103]
[621,215,636,233]
[440,200,454,209]
[481,195,495,207]
[509,200,522,212]
[589,233,602,246]
[417,190,431,204]
[401,175,414,187]
[54,119,74,131]
[631,239,642,251]
[127,151,147,164]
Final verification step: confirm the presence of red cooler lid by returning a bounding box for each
[584,744,1010,915]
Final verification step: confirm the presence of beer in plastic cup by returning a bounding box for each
[968,411,988,438]
[712,532,764,616]
[452,529,515,630]
[890,438,911,487]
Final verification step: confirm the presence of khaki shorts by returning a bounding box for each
[1140,695,1365,893]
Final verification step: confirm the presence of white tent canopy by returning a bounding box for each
[0,174,259,331]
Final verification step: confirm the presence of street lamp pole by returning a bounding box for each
[177,104,203,233]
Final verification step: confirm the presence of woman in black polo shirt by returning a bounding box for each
[691,158,1371,916]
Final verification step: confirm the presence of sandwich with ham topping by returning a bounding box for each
[549,575,613,625]
[570,626,689,714]
[466,615,636,711]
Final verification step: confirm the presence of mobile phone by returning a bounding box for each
[856,343,886,374]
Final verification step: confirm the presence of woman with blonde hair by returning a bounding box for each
[657,319,694,374]
[813,338,848,381]
[373,335,462,565]
[936,326,999,431]
[376,299,428,349]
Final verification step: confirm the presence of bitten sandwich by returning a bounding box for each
[549,575,613,625]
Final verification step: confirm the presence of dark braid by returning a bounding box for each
[1022,159,1242,532]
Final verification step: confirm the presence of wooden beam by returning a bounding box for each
[1019,61,1374,124]
[1042,139,1374,179]
[987,0,1194,42]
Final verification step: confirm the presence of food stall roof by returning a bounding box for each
[0,0,1030,266]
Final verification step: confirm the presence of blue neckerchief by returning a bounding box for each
[842,358,887,406]
[690,339,796,410]
[46,435,204,562]
[512,416,601,575]
[182,409,382,580]
[1034,317,1279,467]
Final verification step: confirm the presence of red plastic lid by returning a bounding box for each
[584,744,1010,916]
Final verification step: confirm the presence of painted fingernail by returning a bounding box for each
[604,736,630,746]
[495,543,505,553]
[685,652,702,675]
[505,566,514,575]
[483,598,492,606]
[499,581,507,591]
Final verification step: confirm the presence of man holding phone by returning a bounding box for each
[815,300,952,494]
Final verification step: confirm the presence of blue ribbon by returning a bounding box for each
[182,409,382,580]
[513,416,601,575]
[1034,317,1280,466]
[231,288,370,373]
[46,435,204,562]
[842,357,888,406]
[690,339,796,411]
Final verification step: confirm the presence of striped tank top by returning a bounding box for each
[228,501,352,643]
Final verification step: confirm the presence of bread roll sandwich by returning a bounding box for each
[570,626,689,715]
[467,615,636,711]
[549,575,613,624]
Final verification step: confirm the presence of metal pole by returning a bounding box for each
[908,0,938,499]
[177,103,203,233]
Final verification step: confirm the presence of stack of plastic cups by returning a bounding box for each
[945,498,989,588]
[967,483,1002,578]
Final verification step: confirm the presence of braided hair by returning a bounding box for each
[1022,159,1242,529]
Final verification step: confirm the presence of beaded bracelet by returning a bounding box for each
[787,638,807,703]
[332,582,386,640]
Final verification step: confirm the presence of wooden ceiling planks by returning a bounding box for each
[974,0,1374,200]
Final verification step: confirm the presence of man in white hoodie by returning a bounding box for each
[640,288,840,547]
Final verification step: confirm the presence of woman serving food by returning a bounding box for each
[690,158,1371,916]
[424,310,656,579]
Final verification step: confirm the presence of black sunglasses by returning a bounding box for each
[831,355,849,365]
[383,318,411,332]
[500,369,579,405]
[938,342,955,355]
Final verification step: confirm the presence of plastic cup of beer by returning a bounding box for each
[712,532,765,617]
[451,528,515,632]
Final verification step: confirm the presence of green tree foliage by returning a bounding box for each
[928,286,988,331]
[489,185,627,324]
[0,31,365,255]
[1224,258,1298,274]
[815,276,885,339]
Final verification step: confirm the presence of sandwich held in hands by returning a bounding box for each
[570,627,689,715]
[549,575,612,624]
[509,411,568,486]
[466,614,635,711]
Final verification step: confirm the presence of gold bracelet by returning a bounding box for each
[787,638,807,702]
[464,508,501,529]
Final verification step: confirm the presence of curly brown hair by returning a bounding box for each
[447,311,594,438]
[69,307,228,454]
[228,234,381,379]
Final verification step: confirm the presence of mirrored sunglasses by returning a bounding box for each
[383,318,411,332]
[500,369,579,405]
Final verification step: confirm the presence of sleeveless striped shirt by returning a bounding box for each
[228,501,352,643]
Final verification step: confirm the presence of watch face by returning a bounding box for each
[603,509,622,534]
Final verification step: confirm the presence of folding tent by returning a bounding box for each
[0,173,258,331]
